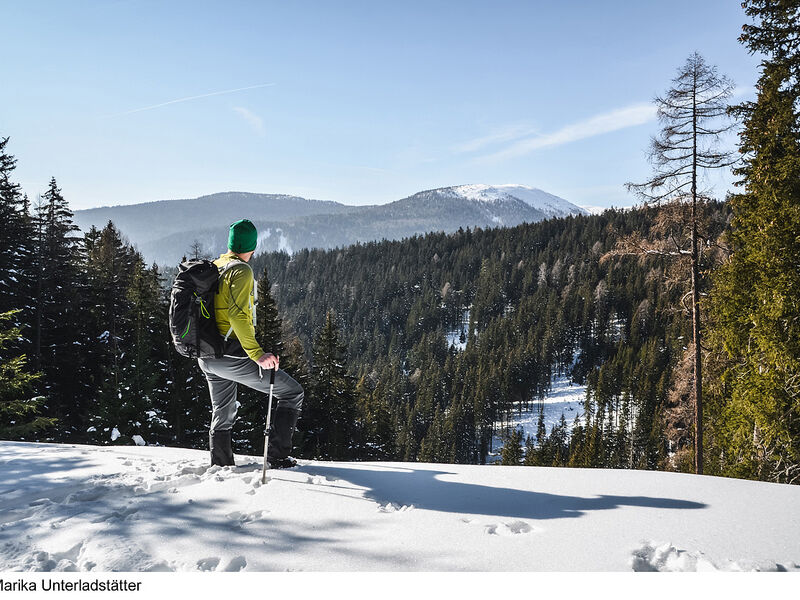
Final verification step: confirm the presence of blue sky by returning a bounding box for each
[3,0,759,210]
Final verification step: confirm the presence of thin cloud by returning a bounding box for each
[233,106,265,136]
[453,122,537,154]
[476,103,657,163]
[105,83,275,118]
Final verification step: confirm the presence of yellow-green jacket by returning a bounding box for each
[213,251,264,361]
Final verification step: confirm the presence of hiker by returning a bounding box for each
[198,219,304,468]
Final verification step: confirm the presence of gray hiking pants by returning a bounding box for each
[197,356,304,433]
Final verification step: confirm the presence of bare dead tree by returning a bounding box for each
[620,53,736,475]
[188,240,207,261]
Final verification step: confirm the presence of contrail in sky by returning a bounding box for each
[105,83,275,117]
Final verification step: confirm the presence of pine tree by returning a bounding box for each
[255,271,284,357]
[0,137,35,324]
[125,258,171,444]
[301,311,357,459]
[83,222,140,444]
[29,178,83,439]
[707,0,800,483]
[500,428,524,465]
[356,374,396,460]
[0,310,54,438]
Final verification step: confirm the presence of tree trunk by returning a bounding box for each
[33,211,43,371]
[691,70,704,475]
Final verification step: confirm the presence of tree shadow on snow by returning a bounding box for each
[294,463,708,521]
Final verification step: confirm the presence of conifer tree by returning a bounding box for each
[255,270,284,357]
[301,311,357,459]
[0,137,35,323]
[125,258,171,443]
[356,374,397,460]
[500,428,524,465]
[0,310,53,438]
[623,53,735,474]
[30,178,83,438]
[83,222,140,443]
[708,0,800,483]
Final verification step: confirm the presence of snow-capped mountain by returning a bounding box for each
[72,185,588,266]
[444,184,588,219]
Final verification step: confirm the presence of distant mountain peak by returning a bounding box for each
[434,184,588,217]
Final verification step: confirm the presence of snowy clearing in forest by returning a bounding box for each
[1,441,799,571]
[490,373,587,458]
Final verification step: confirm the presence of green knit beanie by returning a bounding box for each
[228,219,258,253]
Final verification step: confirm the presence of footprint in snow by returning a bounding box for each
[223,556,247,571]
[306,475,331,485]
[483,520,533,536]
[197,557,220,571]
[64,486,111,504]
[178,465,208,477]
[377,502,414,513]
[91,506,139,523]
[227,510,267,525]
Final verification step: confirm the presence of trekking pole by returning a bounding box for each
[261,367,276,484]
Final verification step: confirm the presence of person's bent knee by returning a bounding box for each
[280,386,303,412]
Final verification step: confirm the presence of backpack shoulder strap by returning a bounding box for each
[218,257,252,277]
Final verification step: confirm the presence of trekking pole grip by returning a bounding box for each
[269,367,276,386]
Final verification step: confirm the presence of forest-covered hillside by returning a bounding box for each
[0,147,729,476]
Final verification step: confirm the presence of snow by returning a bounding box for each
[580,205,608,215]
[110,428,120,442]
[445,309,470,351]
[131,435,146,447]
[1,441,798,572]
[275,228,293,254]
[445,330,467,351]
[491,373,587,456]
[450,184,589,217]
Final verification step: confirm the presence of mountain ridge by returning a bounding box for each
[72,185,587,265]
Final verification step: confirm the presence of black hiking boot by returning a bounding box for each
[210,429,235,466]
[268,456,298,469]
[266,407,300,468]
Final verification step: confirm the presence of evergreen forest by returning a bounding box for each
[1,0,798,484]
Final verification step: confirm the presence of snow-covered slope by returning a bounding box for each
[447,184,588,218]
[490,373,586,461]
[1,441,798,572]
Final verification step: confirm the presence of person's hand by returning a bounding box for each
[256,353,279,370]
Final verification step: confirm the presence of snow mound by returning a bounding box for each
[1,441,799,571]
[630,541,800,572]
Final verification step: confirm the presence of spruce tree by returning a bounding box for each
[708,0,800,483]
[301,311,357,459]
[255,271,284,357]
[0,137,35,324]
[356,374,396,460]
[30,178,83,439]
[0,310,54,438]
[500,428,524,465]
[83,222,140,444]
[126,258,171,444]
